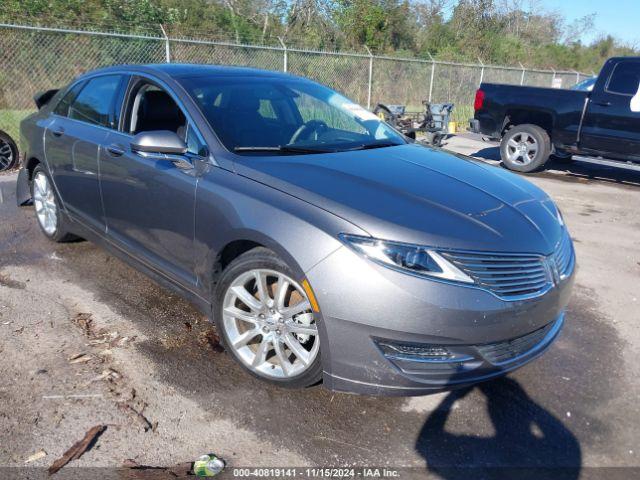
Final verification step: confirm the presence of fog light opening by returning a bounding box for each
[378,341,453,361]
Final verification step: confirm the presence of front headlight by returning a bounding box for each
[339,234,474,284]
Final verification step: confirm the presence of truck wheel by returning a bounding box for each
[500,124,551,173]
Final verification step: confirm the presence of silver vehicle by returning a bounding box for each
[17,64,575,395]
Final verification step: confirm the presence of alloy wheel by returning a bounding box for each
[0,138,14,171]
[32,171,58,235]
[505,132,538,165]
[222,269,320,379]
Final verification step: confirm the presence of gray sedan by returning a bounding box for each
[17,64,575,395]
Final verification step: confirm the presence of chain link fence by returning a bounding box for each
[0,22,590,145]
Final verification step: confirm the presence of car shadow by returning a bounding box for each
[471,145,640,187]
[415,377,581,480]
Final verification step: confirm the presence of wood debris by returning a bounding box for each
[48,424,106,475]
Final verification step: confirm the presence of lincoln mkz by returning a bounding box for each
[17,64,575,395]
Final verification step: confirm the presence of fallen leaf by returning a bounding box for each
[87,368,121,385]
[71,313,94,336]
[198,329,224,352]
[25,449,47,463]
[68,354,92,364]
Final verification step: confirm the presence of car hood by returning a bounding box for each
[233,144,563,254]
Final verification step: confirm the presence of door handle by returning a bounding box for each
[593,100,611,107]
[106,144,125,157]
[51,126,65,137]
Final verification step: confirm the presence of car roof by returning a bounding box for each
[78,63,300,81]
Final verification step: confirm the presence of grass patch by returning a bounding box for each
[0,109,35,143]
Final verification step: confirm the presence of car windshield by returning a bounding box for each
[179,75,406,155]
[571,77,596,91]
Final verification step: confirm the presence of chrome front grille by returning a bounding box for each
[440,231,573,300]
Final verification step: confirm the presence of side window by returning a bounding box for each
[126,82,186,136]
[53,82,84,117]
[69,75,122,128]
[607,62,640,96]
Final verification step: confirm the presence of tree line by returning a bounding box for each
[2,0,637,73]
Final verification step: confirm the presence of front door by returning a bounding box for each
[99,79,207,289]
[580,59,640,159]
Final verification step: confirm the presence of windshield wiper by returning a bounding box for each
[345,141,402,151]
[233,145,333,154]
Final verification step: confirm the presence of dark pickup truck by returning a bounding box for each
[470,57,640,172]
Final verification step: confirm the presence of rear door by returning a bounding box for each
[580,59,640,159]
[45,74,127,232]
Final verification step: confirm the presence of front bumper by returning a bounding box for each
[306,246,574,396]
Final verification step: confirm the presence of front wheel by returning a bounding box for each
[500,124,551,173]
[215,248,322,388]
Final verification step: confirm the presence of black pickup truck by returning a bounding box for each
[470,57,640,172]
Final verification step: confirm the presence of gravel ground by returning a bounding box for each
[0,134,639,479]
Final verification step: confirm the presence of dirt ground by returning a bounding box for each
[0,134,639,479]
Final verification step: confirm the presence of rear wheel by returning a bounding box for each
[215,248,322,388]
[31,165,78,242]
[500,124,551,173]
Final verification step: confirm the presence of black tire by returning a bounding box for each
[30,164,79,242]
[214,247,323,389]
[0,130,18,172]
[500,124,551,173]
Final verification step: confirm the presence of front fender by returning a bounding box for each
[193,167,367,300]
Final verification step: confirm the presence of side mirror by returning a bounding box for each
[130,130,187,155]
